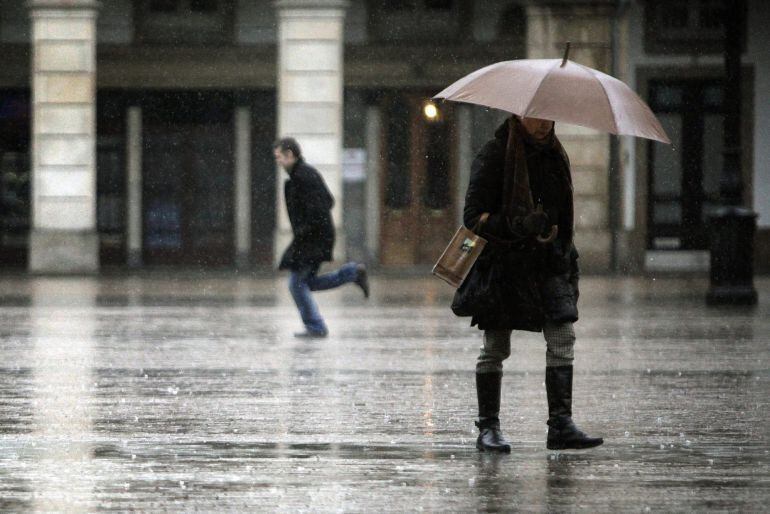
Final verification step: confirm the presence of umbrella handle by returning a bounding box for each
[536,225,558,244]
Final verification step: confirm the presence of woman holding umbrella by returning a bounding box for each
[435,45,669,452]
[462,114,602,453]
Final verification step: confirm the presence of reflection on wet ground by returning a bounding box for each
[0,274,767,511]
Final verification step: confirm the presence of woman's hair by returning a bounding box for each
[273,137,302,158]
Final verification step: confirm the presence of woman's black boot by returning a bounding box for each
[475,372,511,453]
[545,366,603,450]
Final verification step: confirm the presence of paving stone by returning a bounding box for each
[0,274,767,511]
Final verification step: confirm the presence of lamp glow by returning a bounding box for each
[423,102,439,120]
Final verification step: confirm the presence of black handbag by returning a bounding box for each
[451,245,506,317]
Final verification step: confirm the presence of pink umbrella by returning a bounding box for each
[434,44,670,144]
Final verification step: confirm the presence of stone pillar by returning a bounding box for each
[526,4,614,273]
[126,106,142,268]
[234,106,252,269]
[274,0,348,264]
[455,104,473,226]
[364,105,380,263]
[28,0,100,274]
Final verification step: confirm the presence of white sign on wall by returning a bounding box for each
[342,148,367,183]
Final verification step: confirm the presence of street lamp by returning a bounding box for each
[706,0,757,306]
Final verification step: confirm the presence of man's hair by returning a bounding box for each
[273,137,302,158]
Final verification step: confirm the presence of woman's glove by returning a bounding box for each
[509,210,549,236]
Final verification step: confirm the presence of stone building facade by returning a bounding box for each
[618,0,770,273]
[0,0,767,273]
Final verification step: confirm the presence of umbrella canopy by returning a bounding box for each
[433,56,670,144]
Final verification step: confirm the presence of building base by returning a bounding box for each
[127,249,142,269]
[706,286,758,306]
[28,230,99,274]
[235,252,251,270]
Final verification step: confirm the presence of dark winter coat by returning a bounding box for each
[461,121,579,332]
[279,159,335,271]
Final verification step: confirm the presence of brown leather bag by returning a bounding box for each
[432,213,489,288]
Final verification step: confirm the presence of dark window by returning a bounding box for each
[644,0,745,54]
[96,141,125,236]
[381,0,416,10]
[660,1,690,29]
[498,3,526,48]
[422,119,450,209]
[0,152,29,233]
[698,0,725,29]
[425,0,452,9]
[653,84,684,109]
[703,84,723,108]
[150,0,178,12]
[0,90,30,267]
[368,0,460,42]
[248,91,277,265]
[385,96,411,209]
[190,0,217,12]
[136,0,234,45]
[96,92,131,265]
[96,95,125,238]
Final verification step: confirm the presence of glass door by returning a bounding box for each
[379,92,456,266]
[143,123,234,266]
[142,90,235,266]
[648,80,724,250]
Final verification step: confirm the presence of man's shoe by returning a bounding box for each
[545,365,603,450]
[476,418,512,453]
[293,330,328,339]
[354,264,370,298]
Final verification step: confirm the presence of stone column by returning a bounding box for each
[455,104,473,226]
[234,106,252,269]
[28,0,100,274]
[126,106,142,268]
[274,0,348,264]
[364,105,380,263]
[526,4,614,273]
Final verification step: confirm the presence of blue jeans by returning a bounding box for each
[288,262,359,334]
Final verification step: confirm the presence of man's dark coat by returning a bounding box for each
[279,159,335,271]
[461,120,579,332]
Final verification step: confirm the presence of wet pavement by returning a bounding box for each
[0,272,767,512]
